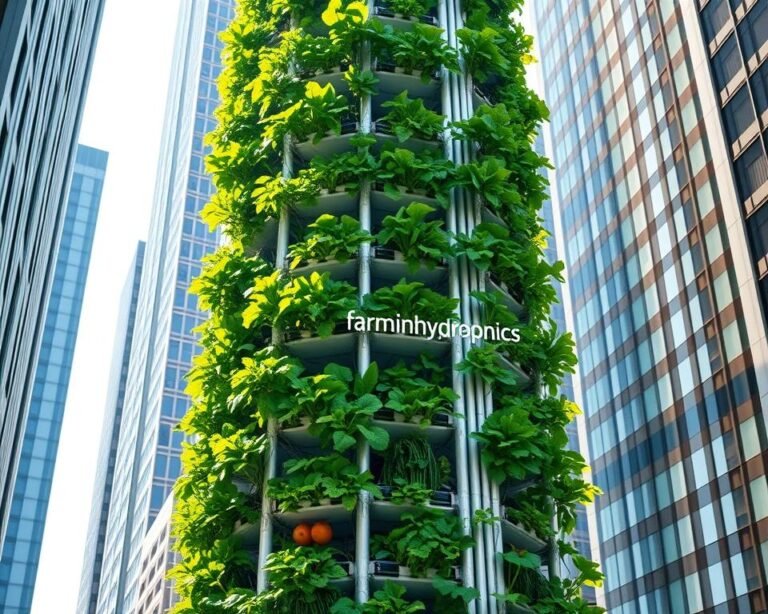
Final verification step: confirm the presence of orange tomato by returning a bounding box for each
[292,523,313,546]
[311,521,333,545]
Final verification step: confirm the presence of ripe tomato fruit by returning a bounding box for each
[292,523,313,546]
[311,521,333,545]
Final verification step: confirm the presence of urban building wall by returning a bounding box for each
[77,241,146,614]
[0,0,106,545]
[534,1,768,612]
[94,1,231,611]
[135,495,180,614]
[0,144,106,613]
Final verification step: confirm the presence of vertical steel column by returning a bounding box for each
[257,132,294,592]
[438,1,477,611]
[354,1,375,601]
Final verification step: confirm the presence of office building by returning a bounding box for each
[0,0,105,545]
[135,495,180,614]
[77,241,145,614]
[94,1,231,611]
[0,144,106,613]
[533,1,768,611]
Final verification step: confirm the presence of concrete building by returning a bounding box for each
[77,241,146,614]
[533,1,768,611]
[0,0,105,545]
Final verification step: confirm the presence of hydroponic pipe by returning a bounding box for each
[354,8,374,599]
[257,129,294,592]
[439,2,477,610]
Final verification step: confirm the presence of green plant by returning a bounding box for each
[262,81,351,145]
[361,279,458,323]
[457,27,509,83]
[295,33,349,76]
[288,214,371,268]
[277,271,358,336]
[457,344,524,388]
[301,363,390,453]
[380,92,444,142]
[259,545,347,613]
[377,147,454,204]
[505,320,577,394]
[453,156,517,213]
[471,405,548,484]
[382,0,436,17]
[344,65,379,96]
[310,146,379,192]
[433,576,480,614]
[373,507,473,577]
[377,24,459,80]
[390,478,433,505]
[252,172,321,218]
[381,435,441,490]
[453,222,509,273]
[331,581,426,613]
[376,203,451,271]
[269,454,382,512]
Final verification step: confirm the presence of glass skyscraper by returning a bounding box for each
[94,1,231,611]
[0,144,106,613]
[77,241,145,614]
[533,1,768,612]
[0,0,105,546]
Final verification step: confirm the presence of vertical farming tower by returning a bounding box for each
[172,1,601,612]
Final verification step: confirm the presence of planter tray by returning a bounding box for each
[271,501,352,527]
[371,332,451,360]
[295,133,358,161]
[481,206,508,229]
[485,276,524,316]
[307,69,349,93]
[371,187,440,214]
[369,563,461,598]
[496,354,531,388]
[245,218,279,256]
[284,332,357,361]
[295,189,357,221]
[370,255,448,287]
[371,499,456,524]
[374,408,454,427]
[370,418,453,445]
[374,130,441,155]
[232,520,260,548]
[373,7,438,29]
[507,605,535,614]
[375,70,440,102]
[289,258,357,282]
[501,519,548,554]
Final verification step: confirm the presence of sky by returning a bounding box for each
[31,0,182,611]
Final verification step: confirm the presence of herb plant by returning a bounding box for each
[376,203,451,271]
[288,214,371,268]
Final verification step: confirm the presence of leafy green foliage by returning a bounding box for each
[380,92,444,142]
[259,546,347,613]
[277,271,358,336]
[331,581,426,613]
[377,203,451,271]
[269,454,382,512]
[377,147,454,204]
[381,435,441,491]
[376,23,460,79]
[457,27,509,83]
[361,279,458,323]
[373,507,473,577]
[382,0,436,18]
[288,214,371,268]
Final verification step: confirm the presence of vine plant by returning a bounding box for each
[172,0,603,612]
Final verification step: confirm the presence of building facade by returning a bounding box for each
[0,144,106,613]
[0,0,105,545]
[93,1,231,611]
[77,241,145,614]
[534,1,768,612]
[134,495,180,614]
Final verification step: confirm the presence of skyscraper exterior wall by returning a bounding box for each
[94,1,231,611]
[0,144,106,613]
[533,1,768,612]
[698,0,768,342]
[0,0,105,546]
[77,241,146,614]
